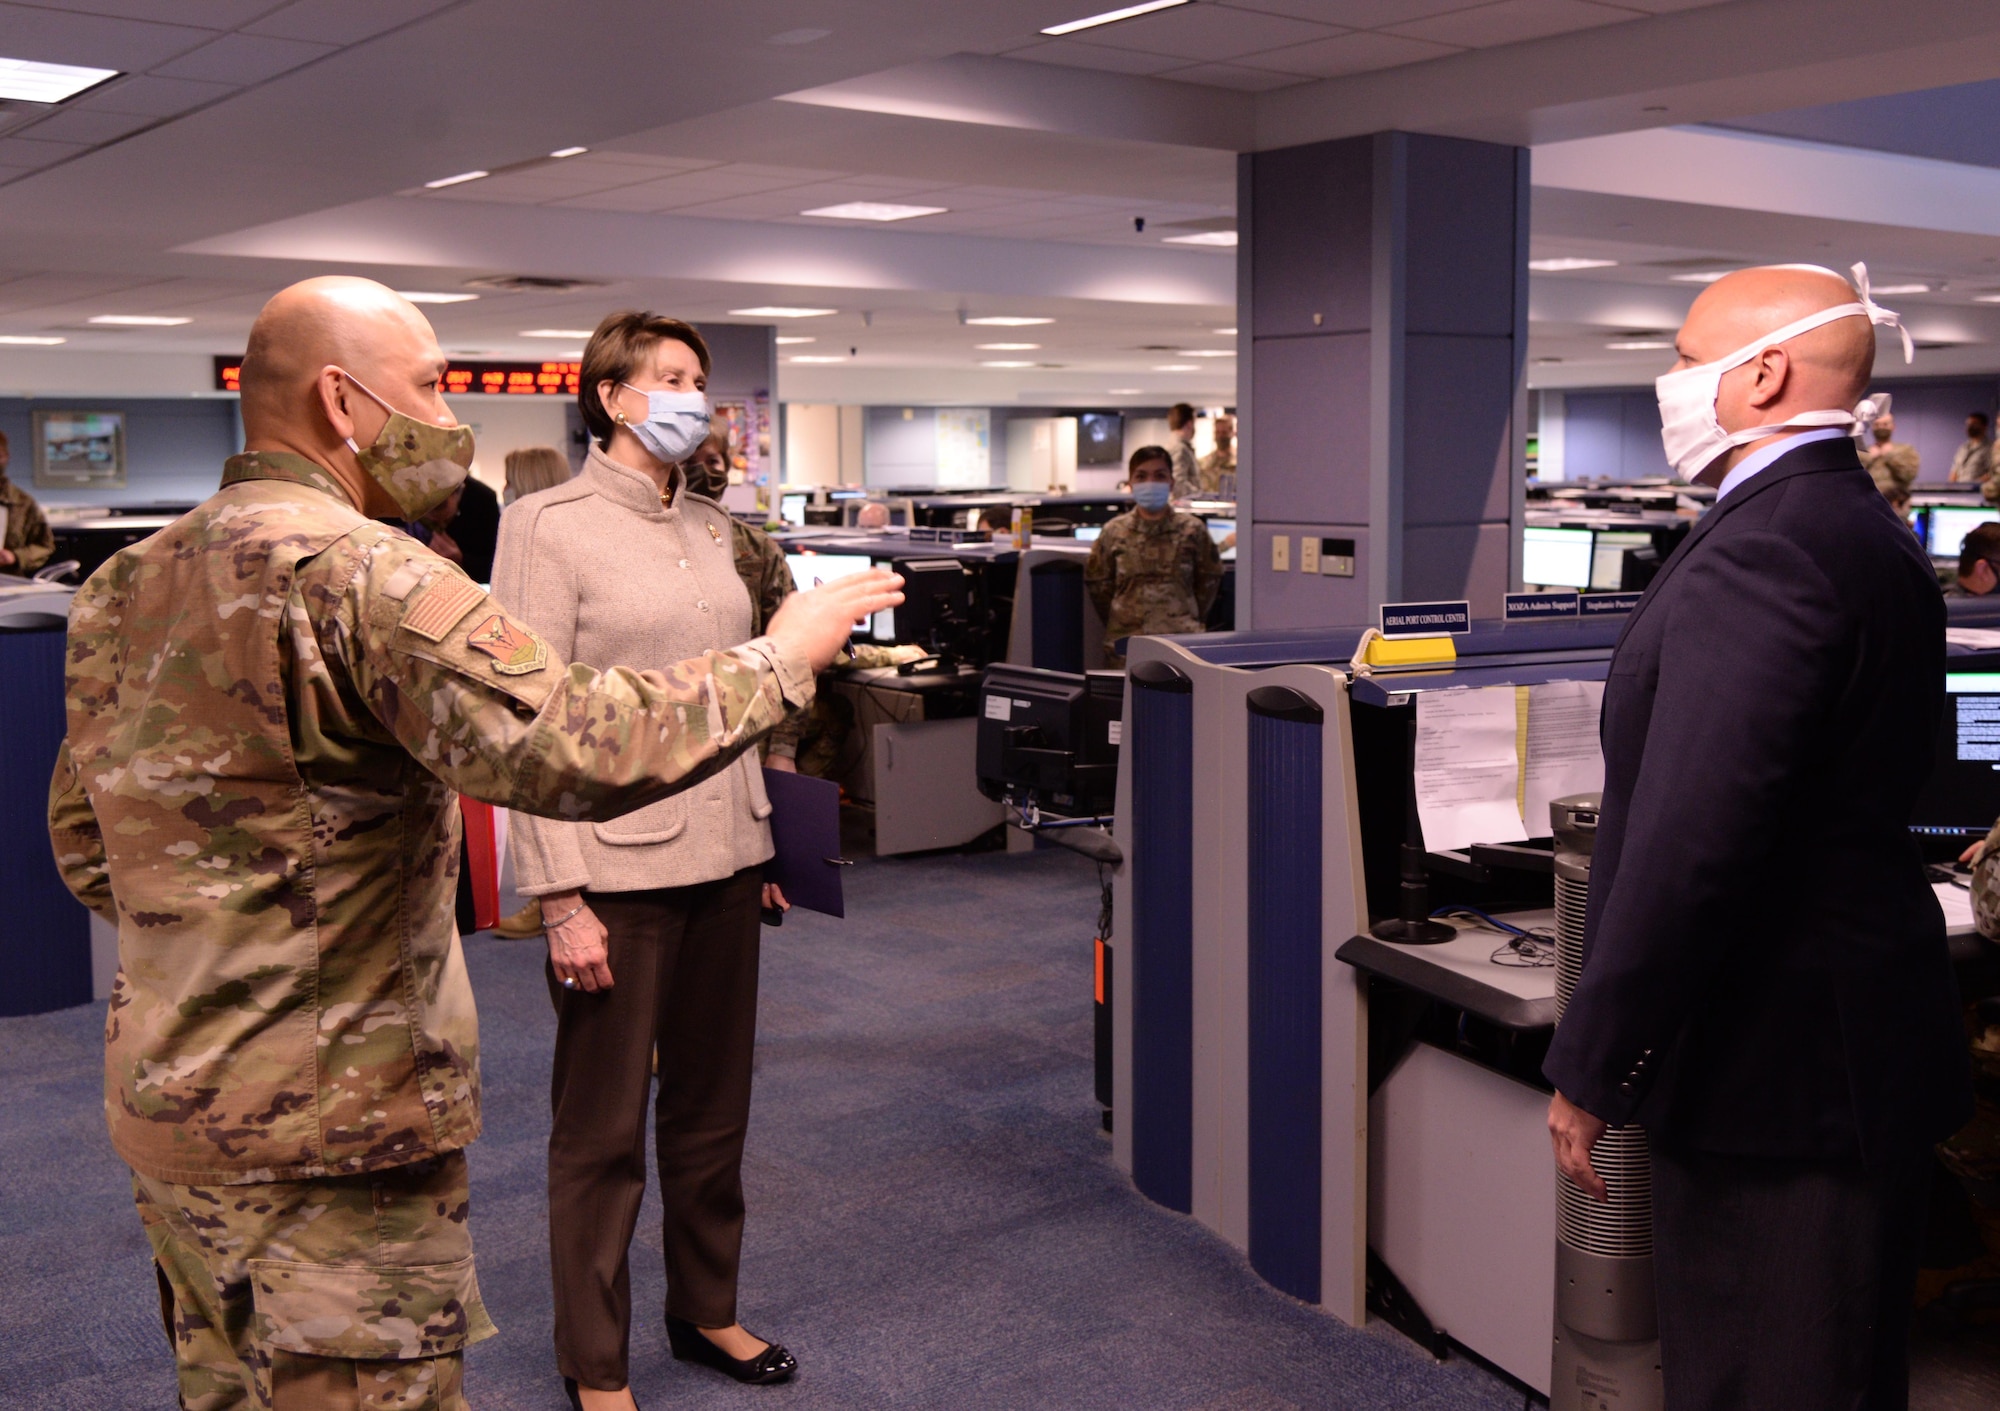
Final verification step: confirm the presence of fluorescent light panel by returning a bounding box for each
[965,316,1052,326]
[0,56,118,103]
[398,291,478,304]
[90,314,189,326]
[1177,349,1234,357]
[774,336,816,345]
[1163,231,1237,247]
[1213,327,1236,335]
[1042,0,1189,36]
[520,328,594,338]
[981,360,1034,368]
[1607,340,1674,351]
[1528,257,1619,272]
[731,306,837,318]
[424,170,488,189]
[801,201,947,222]
[549,146,588,159]
[0,334,64,345]
[1154,363,1198,371]
[1869,282,1931,295]
[1670,271,1735,284]
[977,342,1040,350]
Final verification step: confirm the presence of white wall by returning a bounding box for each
[1535,390,1566,481]
[783,402,841,485]
[443,396,569,497]
[1004,416,1079,492]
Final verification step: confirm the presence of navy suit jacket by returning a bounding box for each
[1542,435,1973,1159]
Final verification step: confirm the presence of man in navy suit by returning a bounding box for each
[1543,265,1972,1409]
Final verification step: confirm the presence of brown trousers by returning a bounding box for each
[548,869,765,1391]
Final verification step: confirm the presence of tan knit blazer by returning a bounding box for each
[492,445,775,896]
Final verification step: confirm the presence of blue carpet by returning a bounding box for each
[0,847,1523,1410]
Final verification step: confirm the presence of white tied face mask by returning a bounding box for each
[1655,262,1913,483]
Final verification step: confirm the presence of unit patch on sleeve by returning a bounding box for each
[466,613,550,675]
[399,573,487,642]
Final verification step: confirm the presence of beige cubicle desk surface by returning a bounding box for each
[1336,909,1557,1031]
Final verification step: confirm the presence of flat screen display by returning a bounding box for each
[1928,507,1997,558]
[1590,530,1652,591]
[1912,673,2000,837]
[1523,526,1595,589]
[780,493,806,526]
[1077,412,1124,467]
[785,552,876,629]
[1073,525,1101,543]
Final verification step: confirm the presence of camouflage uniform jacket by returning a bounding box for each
[1084,509,1223,662]
[731,517,804,760]
[1169,439,1202,502]
[48,451,810,1186]
[1198,447,1235,498]
[0,471,54,576]
[1861,441,1919,497]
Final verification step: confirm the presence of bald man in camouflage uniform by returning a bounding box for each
[47,277,898,1411]
[1085,446,1224,668]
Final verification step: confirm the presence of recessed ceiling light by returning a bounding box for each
[801,202,948,222]
[1163,231,1237,247]
[977,342,1041,351]
[732,306,837,318]
[89,314,190,326]
[1528,257,1619,272]
[1042,0,1190,37]
[1213,327,1237,335]
[1670,271,1735,283]
[0,56,119,104]
[1177,349,1235,358]
[1606,340,1675,351]
[0,334,65,345]
[424,170,489,189]
[549,146,588,159]
[788,355,848,363]
[1869,282,1931,295]
[398,291,479,304]
[965,316,1053,327]
[1975,294,2000,303]
[1107,387,1142,395]
[775,336,816,345]
[520,328,595,338]
[981,360,1035,368]
[1154,364,1198,372]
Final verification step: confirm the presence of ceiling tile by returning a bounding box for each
[28,0,269,26]
[14,106,156,145]
[1154,62,1312,91]
[245,0,458,45]
[72,74,236,117]
[1246,29,1461,75]
[1066,4,1348,61]
[0,135,87,169]
[0,3,219,70]
[1384,0,1637,48]
[1001,40,1188,75]
[152,32,338,85]
[1224,1,1487,24]
[1609,0,1731,9]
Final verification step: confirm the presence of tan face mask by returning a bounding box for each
[337,369,474,518]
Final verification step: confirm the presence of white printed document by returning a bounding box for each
[1414,686,1528,853]
[1523,680,1605,837]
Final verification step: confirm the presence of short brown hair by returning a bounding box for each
[1168,402,1196,430]
[579,311,711,448]
[1128,444,1172,475]
[1959,522,2000,580]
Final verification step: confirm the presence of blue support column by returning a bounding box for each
[1128,659,1194,1212]
[0,628,91,1016]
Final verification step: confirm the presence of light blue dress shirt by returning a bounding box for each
[1713,426,1849,501]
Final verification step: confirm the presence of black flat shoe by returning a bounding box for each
[665,1315,798,1384]
[564,1375,642,1409]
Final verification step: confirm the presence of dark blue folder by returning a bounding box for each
[762,767,847,918]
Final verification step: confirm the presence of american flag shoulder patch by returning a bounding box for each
[399,573,487,642]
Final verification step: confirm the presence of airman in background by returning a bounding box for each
[1198,413,1236,497]
[1860,410,1920,511]
[0,427,56,577]
[1085,444,1223,668]
[1166,401,1202,502]
[47,276,899,1410]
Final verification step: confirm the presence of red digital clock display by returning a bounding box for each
[215,356,580,396]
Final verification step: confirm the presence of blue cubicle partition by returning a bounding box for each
[1245,685,1327,1302]
[1127,658,1194,1212]
[1030,559,1086,674]
[0,628,91,1016]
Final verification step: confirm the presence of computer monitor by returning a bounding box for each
[1073,525,1102,543]
[785,551,876,629]
[1928,507,1997,558]
[1206,517,1235,546]
[879,556,970,653]
[1590,530,1654,590]
[1523,526,1595,589]
[975,664,1124,814]
[780,493,806,527]
[1077,412,1124,467]
[1911,672,2000,846]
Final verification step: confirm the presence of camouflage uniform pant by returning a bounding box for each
[132,1151,496,1410]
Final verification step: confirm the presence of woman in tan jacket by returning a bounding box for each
[492,312,798,1410]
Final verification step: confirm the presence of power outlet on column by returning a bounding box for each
[1271,534,1290,571]
[1299,536,1321,574]
[1321,538,1356,577]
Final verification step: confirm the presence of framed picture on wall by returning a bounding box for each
[33,409,127,488]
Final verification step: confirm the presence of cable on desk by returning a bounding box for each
[1430,905,1557,969]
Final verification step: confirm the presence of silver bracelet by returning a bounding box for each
[545,902,586,928]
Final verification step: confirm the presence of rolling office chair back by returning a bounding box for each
[1551,794,1664,1411]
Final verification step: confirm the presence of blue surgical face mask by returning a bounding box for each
[618,384,710,466]
[1132,481,1172,512]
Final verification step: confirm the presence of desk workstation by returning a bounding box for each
[1106,609,2000,1399]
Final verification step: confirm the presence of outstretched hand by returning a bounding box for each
[769,568,904,671]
